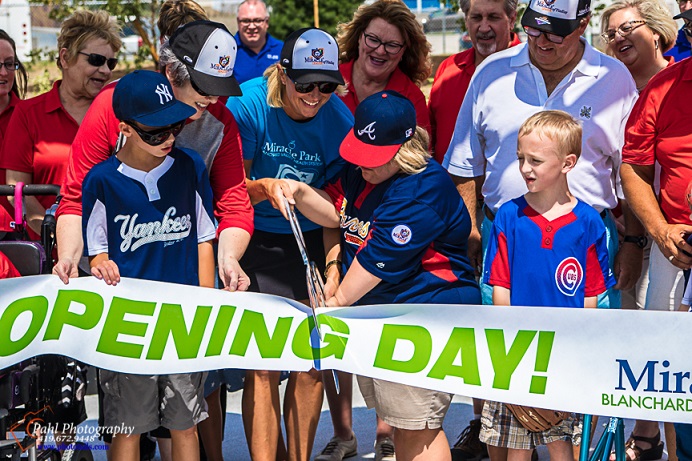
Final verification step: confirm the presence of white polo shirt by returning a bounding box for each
[443,39,637,213]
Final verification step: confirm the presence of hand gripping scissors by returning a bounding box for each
[283,197,340,393]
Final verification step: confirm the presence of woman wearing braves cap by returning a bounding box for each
[54,19,253,293]
[284,90,480,461]
[226,27,354,461]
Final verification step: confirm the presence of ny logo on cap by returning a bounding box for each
[358,121,377,140]
[155,83,173,105]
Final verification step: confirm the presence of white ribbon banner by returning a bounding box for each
[1,275,690,423]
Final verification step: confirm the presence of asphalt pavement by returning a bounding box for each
[80,381,671,461]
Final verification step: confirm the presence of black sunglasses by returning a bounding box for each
[523,26,566,44]
[190,77,213,97]
[126,120,186,146]
[283,70,338,94]
[78,51,117,70]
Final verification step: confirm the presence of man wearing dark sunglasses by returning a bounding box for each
[56,20,254,295]
[444,0,642,412]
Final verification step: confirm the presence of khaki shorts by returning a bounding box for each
[99,371,208,434]
[357,375,452,430]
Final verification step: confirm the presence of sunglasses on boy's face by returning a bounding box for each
[78,51,118,70]
[126,120,186,146]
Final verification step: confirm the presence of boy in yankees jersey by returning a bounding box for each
[481,111,614,459]
[82,70,215,461]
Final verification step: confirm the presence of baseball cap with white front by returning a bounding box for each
[521,0,591,37]
[169,20,242,97]
[280,28,345,85]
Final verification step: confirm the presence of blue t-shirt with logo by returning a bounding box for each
[325,160,480,305]
[82,148,216,285]
[228,77,353,233]
[483,196,615,307]
[233,33,283,84]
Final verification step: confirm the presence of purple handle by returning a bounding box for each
[14,182,23,227]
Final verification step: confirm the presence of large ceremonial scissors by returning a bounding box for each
[283,197,340,393]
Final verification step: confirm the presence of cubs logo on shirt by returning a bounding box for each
[555,257,583,296]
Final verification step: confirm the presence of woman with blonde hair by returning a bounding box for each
[287,90,480,461]
[600,0,677,90]
[336,0,432,136]
[226,27,353,461]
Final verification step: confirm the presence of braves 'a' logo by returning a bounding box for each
[357,121,377,140]
[555,257,583,296]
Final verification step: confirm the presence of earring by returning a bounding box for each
[655,40,659,50]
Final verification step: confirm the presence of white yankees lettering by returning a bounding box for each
[115,207,191,252]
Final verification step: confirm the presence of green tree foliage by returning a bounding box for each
[266,0,362,40]
[29,0,161,65]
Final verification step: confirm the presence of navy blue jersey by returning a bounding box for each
[82,148,216,285]
[325,160,480,305]
[483,196,615,307]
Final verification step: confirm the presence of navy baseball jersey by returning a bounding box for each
[82,147,216,285]
[325,160,480,305]
[483,196,615,307]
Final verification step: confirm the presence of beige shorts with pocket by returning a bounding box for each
[357,375,453,430]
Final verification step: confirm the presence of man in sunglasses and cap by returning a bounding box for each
[55,20,254,293]
[443,0,642,316]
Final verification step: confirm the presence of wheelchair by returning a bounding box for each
[0,183,92,461]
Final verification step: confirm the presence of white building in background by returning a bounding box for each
[0,0,31,60]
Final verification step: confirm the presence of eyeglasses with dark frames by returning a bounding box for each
[363,33,405,54]
[0,60,18,72]
[78,51,117,70]
[283,69,339,94]
[238,17,268,26]
[523,26,566,44]
[601,20,647,43]
[125,120,186,146]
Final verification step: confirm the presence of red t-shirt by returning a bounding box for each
[57,81,253,237]
[338,60,431,138]
[0,81,77,232]
[623,58,692,224]
[428,34,522,162]
[0,251,20,278]
[0,93,19,232]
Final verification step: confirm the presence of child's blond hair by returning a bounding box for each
[518,110,582,160]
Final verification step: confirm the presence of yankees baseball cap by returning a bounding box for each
[113,70,196,127]
[521,0,591,37]
[280,28,344,85]
[340,90,416,168]
[169,20,242,97]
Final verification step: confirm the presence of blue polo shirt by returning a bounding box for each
[665,29,691,62]
[233,33,283,84]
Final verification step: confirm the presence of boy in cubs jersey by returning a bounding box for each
[82,70,215,461]
[481,111,615,459]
